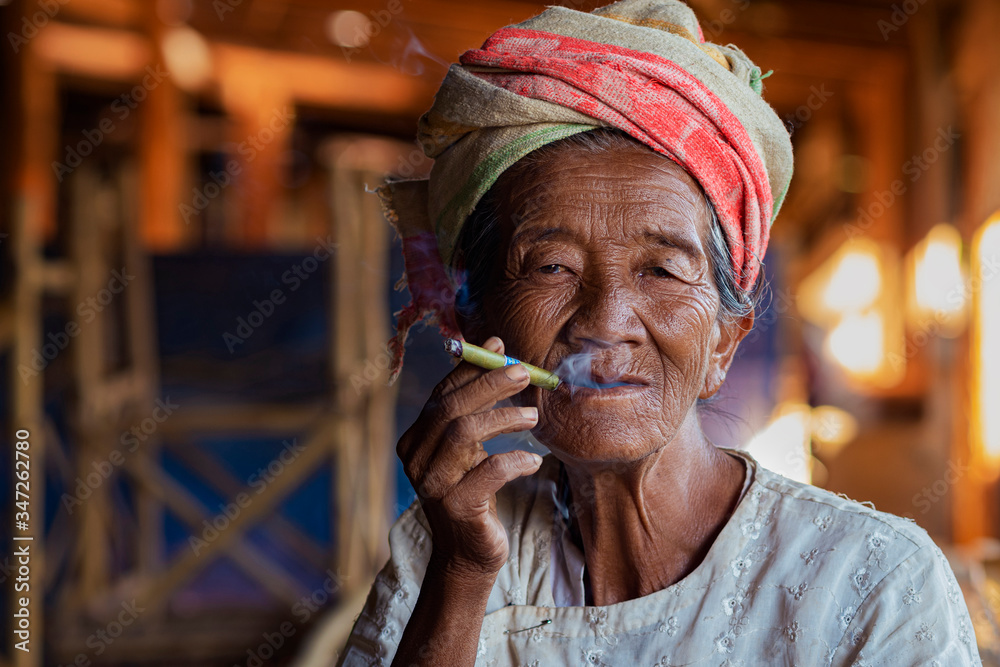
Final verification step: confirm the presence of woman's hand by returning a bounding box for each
[396,336,542,577]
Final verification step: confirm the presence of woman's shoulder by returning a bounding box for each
[722,449,980,665]
[738,449,932,550]
[729,448,956,593]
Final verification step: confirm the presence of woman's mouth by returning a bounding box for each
[568,378,633,389]
[562,372,649,394]
[550,353,648,394]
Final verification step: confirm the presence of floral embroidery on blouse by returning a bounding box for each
[866,531,892,569]
[658,616,679,636]
[787,582,808,600]
[813,514,833,531]
[740,517,764,539]
[851,566,873,597]
[959,620,973,645]
[838,606,855,630]
[916,623,935,641]
[715,630,736,654]
[588,607,619,646]
[902,586,922,605]
[730,556,752,578]
[947,578,962,604]
[722,587,748,617]
[785,620,801,643]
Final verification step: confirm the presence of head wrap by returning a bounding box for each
[377,0,794,384]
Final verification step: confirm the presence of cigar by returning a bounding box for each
[444,338,562,391]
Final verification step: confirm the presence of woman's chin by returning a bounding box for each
[536,420,671,466]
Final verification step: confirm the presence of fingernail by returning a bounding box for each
[529,453,543,465]
[505,364,529,381]
[484,336,501,351]
[520,407,538,421]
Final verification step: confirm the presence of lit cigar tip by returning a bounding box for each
[443,337,463,358]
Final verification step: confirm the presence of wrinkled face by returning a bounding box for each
[470,141,748,465]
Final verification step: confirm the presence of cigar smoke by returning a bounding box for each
[392,29,450,77]
[554,347,630,395]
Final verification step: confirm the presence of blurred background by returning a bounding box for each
[1,0,999,664]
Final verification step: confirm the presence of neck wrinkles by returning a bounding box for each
[554,439,748,606]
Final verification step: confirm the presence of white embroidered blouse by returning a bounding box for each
[337,448,982,666]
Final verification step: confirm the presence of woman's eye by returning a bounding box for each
[641,266,672,278]
[538,264,566,274]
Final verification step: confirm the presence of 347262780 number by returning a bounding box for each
[15,429,30,531]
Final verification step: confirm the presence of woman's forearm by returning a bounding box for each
[390,557,497,667]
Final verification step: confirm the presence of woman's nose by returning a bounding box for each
[565,276,647,348]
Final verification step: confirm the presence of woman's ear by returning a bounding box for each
[699,308,755,399]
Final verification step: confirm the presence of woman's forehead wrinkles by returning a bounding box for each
[510,225,574,246]
[500,150,711,254]
[510,165,703,209]
[509,194,704,235]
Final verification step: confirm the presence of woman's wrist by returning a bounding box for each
[390,552,498,667]
[427,550,503,592]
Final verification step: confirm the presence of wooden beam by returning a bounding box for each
[128,422,334,614]
[59,0,142,28]
[156,401,329,435]
[48,611,300,663]
[213,42,430,116]
[33,22,151,82]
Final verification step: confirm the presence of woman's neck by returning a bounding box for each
[560,415,746,606]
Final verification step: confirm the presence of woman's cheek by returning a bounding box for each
[492,284,573,352]
[646,292,716,352]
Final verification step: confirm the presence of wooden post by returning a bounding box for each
[328,137,403,592]
[139,10,187,251]
[953,0,1000,543]
[9,19,58,667]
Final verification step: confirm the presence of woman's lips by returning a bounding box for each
[560,373,649,393]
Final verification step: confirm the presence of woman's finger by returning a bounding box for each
[434,336,506,396]
[416,407,539,498]
[442,451,543,515]
[397,337,510,463]
[436,362,531,420]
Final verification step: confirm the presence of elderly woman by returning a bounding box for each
[337,1,981,665]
